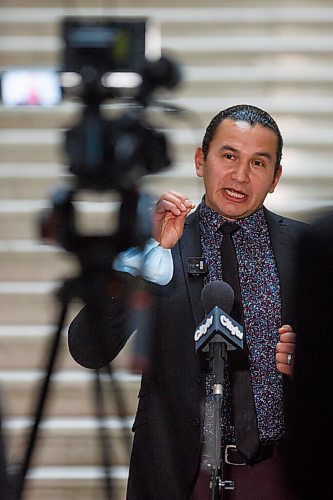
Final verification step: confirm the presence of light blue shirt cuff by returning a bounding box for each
[113,239,173,285]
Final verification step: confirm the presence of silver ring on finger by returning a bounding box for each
[287,353,292,366]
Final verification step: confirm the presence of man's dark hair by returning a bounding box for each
[201,104,283,174]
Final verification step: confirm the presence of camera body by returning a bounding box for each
[63,17,148,98]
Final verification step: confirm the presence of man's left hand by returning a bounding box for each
[276,324,296,377]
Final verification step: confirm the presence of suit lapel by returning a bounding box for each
[264,208,297,323]
[178,211,206,326]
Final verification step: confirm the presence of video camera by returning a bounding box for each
[0,17,183,498]
[1,16,182,254]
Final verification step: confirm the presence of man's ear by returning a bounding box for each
[269,165,282,193]
[194,147,205,178]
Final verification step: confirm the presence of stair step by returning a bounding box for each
[2,31,333,68]
[0,103,81,130]
[0,198,122,240]
[2,95,333,136]
[0,325,134,371]
[4,0,333,5]
[0,159,202,201]
[14,465,128,500]
[0,163,69,203]
[0,128,193,164]
[0,281,81,324]
[0,130,62,163]
[2,95,333,133]
[4,416,133,467]
[2,33,333,54]
[2,126,333,168]
[3,125,333,148]
[0,242,77,281]
[0,369,141,418]
[2,6,333,23]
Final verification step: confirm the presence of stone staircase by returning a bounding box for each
[1,1,333,498]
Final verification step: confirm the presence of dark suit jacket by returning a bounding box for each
[68,207,307,500]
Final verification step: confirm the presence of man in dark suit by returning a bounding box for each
[69,104,307,499]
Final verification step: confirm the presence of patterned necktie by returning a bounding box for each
[220,222,260,461]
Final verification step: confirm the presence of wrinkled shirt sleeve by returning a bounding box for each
[113,238,173,285]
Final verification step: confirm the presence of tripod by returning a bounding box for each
[12,276,132,500]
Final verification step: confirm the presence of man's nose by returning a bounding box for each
[231,161,250,183]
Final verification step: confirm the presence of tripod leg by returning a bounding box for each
[13,298,69,499]
[93,365,133,500]
[103,365,132,455]
[93,369,113,499]
[0,407,11,499]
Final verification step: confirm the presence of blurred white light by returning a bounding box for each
[102,72,143,88]
[61,72,82,88]
[145,20,161,61]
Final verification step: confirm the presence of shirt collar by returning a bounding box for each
[198,198,267,236]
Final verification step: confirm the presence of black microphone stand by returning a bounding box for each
[197,284,244,499]
[208,339,234,499]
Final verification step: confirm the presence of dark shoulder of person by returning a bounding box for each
[286,209,333,499]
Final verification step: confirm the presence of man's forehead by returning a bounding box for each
[231,119,252,130]
[212,119,279,161]
[216,119,278,144]
[219,118,267,131]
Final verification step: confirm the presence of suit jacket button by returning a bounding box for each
[193,417,200,427]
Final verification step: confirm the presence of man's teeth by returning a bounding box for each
[225,189,245,199]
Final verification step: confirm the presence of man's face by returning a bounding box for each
[195,119,282,220]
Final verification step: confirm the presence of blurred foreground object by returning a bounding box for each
[287,208,333,499]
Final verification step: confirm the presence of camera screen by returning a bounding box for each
[1,69,62,107]
[62,18,159,75]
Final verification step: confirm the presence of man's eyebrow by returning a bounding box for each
[221,145,239,153]
[221,145,273,160]
[255,151,273,160]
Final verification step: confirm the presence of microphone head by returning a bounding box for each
[201,280,234,314]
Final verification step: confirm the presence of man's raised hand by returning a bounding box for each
[153,190,195,248]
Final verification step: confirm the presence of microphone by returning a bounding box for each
[195,280,244,352]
